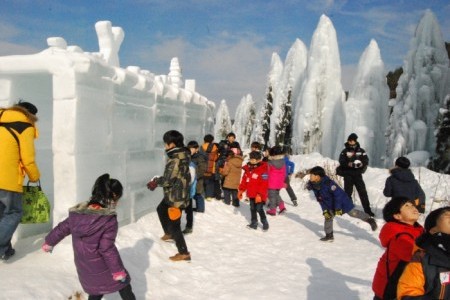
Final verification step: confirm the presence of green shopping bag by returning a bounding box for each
[21,181,51,224]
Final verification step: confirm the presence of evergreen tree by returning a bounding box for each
[428,96,450,174]
[214,99,232,141]
[261,86,273,147]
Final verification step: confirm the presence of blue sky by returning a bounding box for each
[0,0,449,115]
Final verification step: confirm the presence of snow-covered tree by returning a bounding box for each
[344,39,389,167]
[292,14,345,158]
[428,95,450,174]
[385,9,450,166]
[233,94,256,149]
[270,39,308,149]
[214,99,232,140]
[251,53,283,147]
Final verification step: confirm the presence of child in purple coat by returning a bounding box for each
[42,174,135,300]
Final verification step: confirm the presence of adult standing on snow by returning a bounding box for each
[383,156,426,213]
[0,101,40,261]
[337,133,375,217]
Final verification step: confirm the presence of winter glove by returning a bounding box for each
[42,243,53,253]
[323,210,333,220]
[353,160,363,168]
[168,207,181,220]
[112,270,127,283]
[255,194,262,203]
[237,190,244,200]
[334,209,343,216]
[147,176,159,191]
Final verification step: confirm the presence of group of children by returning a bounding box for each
[39,129,450,299]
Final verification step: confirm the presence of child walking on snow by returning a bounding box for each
[306,166,377,241]
[266,146,287,216]
[42,174,136,300]
[238,151,269,230]
[220,148,243,207]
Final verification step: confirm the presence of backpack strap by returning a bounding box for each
[0,110,33,152]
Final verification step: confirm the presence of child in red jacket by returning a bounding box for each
[238,151,269,231]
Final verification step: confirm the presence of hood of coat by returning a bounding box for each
[228,155,243,168]
[1,106,38,124]
[68,201,117,238]
[344,141,361,150]
[390,168,415,182]
[379,221,423,248]
[268,155,285,169]
[166,147,190,160]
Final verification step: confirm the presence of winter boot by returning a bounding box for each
[366,217,378,231]
[160,234,173,242]
[169,252,191,261]
[320,233,334,242]
[278,201,286,214]
[0,247,15,261]
[182,227,193,235]
[246,221,258,230]
[292,199,298,207]
[266,208,277,216]
[262,220,269,231]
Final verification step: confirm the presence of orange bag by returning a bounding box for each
[168,207,181,220]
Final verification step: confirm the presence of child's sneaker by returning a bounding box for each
[160,234,173,241]
[262,220,269,231]
[292,200,298,206]
[246,222,258,230]
[0,248,15,261]
[278,201,286,214]
[319,233,334,242]
[169,252,191,261]
[278,208,286,214]
[266,208,277,216]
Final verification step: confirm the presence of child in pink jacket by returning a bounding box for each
[266,146,287,215]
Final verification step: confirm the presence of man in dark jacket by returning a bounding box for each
[383,156,426,213]
[337,133,374,217]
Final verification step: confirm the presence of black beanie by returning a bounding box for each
[17,101,38,115]
[424,206,450,232]
[395,156,410,169]
[347,133,358,141]
[382,197,412,222]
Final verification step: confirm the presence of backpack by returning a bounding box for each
[383,232,414,300]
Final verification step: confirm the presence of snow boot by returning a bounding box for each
[182,227,193,235]
[160,234,173,242]
[266,208,277,216]
[247,221,258,230]
[320,233,334,242]
[0,247,15,261]
[169,252,191,261]
[278,201,286,214]
[262,220,269,231]
[292,199,298,207]
[366,217,378,231]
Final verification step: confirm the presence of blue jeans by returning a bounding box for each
[0,190,23,256]
[193,193,205,212]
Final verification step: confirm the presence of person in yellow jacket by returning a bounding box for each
[0,101,40,261]
[397,206,450,300]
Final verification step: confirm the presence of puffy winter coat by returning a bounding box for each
[200,142,219,177]
[383,168,426,209]
[397,232,450,300]
[239,161,269,201]
[308,176,355,213]
[191,152,207,195]
[155,147,191,209]
[45,202,129,295]
[268,154,286,189]
[372,221,424,298]
[0,106,40,192]
[220,155,243,189]
[338,142,369,176]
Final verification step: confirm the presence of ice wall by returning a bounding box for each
[0,21,215,239]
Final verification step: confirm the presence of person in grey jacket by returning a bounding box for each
[383,157,426,213]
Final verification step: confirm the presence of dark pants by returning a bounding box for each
[284,176,297,202]
[214,176,223,199]
[193,193,205,212]
[185,198,193,229]
[157,201,189,254]
[204,176,215,198]
[249,199,267,224]
[343,174,373,214]
[88,284,136,300]
[223,188,239,206]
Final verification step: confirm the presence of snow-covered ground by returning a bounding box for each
[1,153,449,299]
